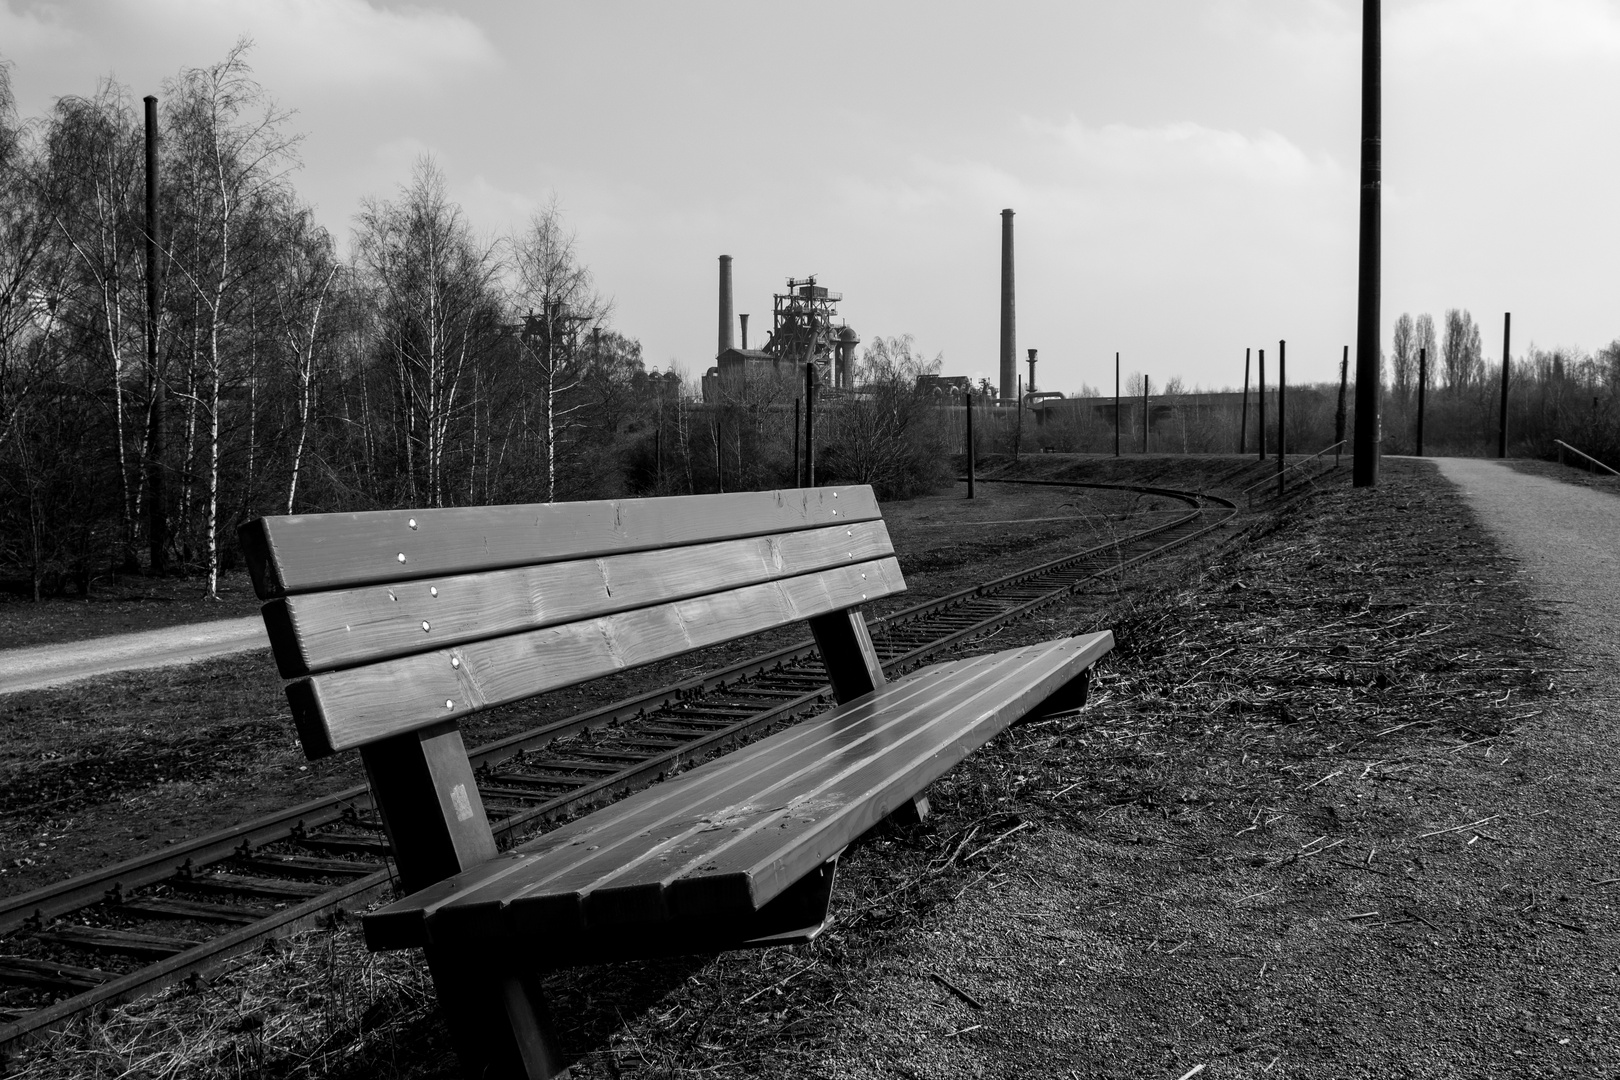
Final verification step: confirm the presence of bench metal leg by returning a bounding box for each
[1023,667,1092,723]
[886,792,931,827]
[426,945,569,1080]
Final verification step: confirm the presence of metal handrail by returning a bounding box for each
[1553,439,1620,477]
[1241,440,1346,500]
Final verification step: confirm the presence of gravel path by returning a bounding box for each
[1432,456,1620,667]
[0,616,267,695]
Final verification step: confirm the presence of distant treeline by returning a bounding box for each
[4,51,1615,598]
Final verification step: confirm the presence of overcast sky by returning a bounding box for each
[5,0,1617,393]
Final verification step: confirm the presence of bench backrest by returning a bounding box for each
[241,486,902,759]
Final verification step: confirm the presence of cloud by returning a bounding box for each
[5,0,497,92]
[0,2,80,53]
[1027,117,1337,189]
[1391,0,1620,62]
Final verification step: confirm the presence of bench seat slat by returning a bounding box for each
[363,632,1113,956]
[359,667,966,950]
[266,520,894,677]
[291,557,907,757]
[243,486,879,599]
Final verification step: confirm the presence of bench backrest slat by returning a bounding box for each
[288,555,906,756]
[242,487,880,599]
[266,519,894,678]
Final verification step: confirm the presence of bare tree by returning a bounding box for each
[1391,312,1415,402]
[1415,312,1437,392]
[165,41,300,596]
[0,62,62,456]
[509,199,609,502]
[1442,309,1482,390]
[37,82,150,569]
[356,156,502,507]
[272,205,338,512]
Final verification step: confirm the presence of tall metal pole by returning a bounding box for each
[1015,375,1024,462]
[1498,312,1511,458]
[144,95,167,575]
[1352,0,1383,487]
[999,209,1016,402]
[965,391,976,499]
[1142,375,1149,453]
[793,397,801,486]
[1336,345,1349,445]
[1416,347,1427,456]
[1240,348,1251,454]
[1114,352,1120,457]
[803,363,816,487]
[1257,349,1267,461]
[1277,340,1288,496]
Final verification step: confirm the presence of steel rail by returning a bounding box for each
[0,478,1237,1050]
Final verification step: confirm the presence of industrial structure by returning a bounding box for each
[703,256,860,403]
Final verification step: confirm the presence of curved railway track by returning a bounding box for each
[0,476,1240,1050]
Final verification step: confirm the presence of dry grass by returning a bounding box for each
[15,456,1595,1077]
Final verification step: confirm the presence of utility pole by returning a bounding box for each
[1277,340,1287,496]
[1015,375,1024,462]
[1240,348,1251,455]
[965,391,976,498]
[1336,345,1349,446]
[1142,375,1150,453]
[1416,347,1427,456]
[1114,353,1121,457]
[1258,349,1267,461]
[1352,0,1383,487]
[1498,312,1511,458]
[793,398,801,486]
[804,362,816,487]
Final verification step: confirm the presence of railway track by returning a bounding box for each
[0,477,1239,1050]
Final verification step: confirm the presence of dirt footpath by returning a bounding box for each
[0,617,266,695]
[1432,457,1620,668]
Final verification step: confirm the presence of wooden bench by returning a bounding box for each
[241,485,1112,1080]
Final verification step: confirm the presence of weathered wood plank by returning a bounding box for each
[291,557,905,757]
[365,660,975,951]
[808,608,886,703]
[659,634,1115,920]
[424,634,1113,948]
[266,519,894,677]
[360,722,498,895]
[241,486,880,599]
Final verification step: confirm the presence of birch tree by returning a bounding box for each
[356,157,502,506]
[509,200,608,502]
[38,83,148,569]
[165,41,299,596]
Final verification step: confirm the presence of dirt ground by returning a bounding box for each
[11,455,1616,1079]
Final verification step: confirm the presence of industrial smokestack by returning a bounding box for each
[999,209,1016,402]
[718,255,734,359]
[739,313,749,351]
[1026,348,1037,395]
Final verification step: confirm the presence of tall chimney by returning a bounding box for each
[1026,348,1038,396]
[739,313,749,351]
[717,255,734,359]
[999,209,1016,402]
